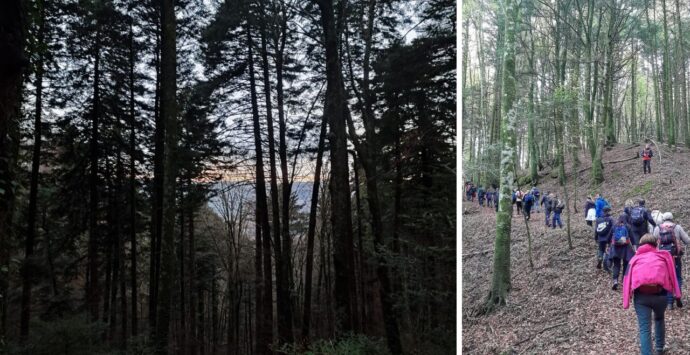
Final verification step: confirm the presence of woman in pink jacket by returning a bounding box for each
[623,234,681,355]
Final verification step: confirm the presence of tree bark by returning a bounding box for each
[21,0,45,340]
[154,0,178,352]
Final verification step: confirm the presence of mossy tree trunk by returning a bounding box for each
[485,0,517,312]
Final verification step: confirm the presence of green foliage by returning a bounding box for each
[278,334,390,355]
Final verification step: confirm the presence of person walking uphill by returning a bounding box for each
[652,212,690,309]
[610,214,635,290]
[585,196,596,227]
[630,199,657,247]
[543,192,553,227]
[623,234,681,355]
[641,144,654,174]
[595,206,615,269]
[552,197,565,229]
[477,186,486,207]
[523,192,535,220]
[595,193,610,218]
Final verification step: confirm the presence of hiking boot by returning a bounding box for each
[612,281,619,290]
[597,260,602,269]
[677,299,683,308]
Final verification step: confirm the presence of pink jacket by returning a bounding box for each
[622,244,681,309]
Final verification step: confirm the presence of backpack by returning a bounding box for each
[556,200,565,210]
[596,217,613,238]
[612,224,630,245]
[524,194,534,204]
[642,149,652,159]
[630,207,645,225]
[659,223,680,256]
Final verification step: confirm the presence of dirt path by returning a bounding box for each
[462,144,690,354]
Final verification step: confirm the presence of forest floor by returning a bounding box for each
[462,143,690,354]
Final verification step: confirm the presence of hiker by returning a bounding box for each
[486,188,494,208]
[623,233,681,355]
[652,212,690,309]
[477,186,486,207]
[523,191,535,220]
[585,196,596,227]
[552,197,565,229]
[629,199,657,248]
[465,183,472,201]
[543,192,553,227]
[595,206,614,269]
[610,213,635,290]
[595,193,610,218]
[515,190,523,216]
[641,144,654,174]
[532,186,541,213]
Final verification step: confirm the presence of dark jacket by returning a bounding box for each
[610,216,636,261]
[595,214,615,243]
[542,196,553,211]
[553,200,565,214]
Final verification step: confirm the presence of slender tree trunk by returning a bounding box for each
[21,0,46,340]
[661,0,675,145]
[128,15,139,338]
[247,19,274,354]
[275,15,295,344]
[155,0,178,352]
[149,29,162,333]
[302,113,327,341]
[87,24,103,322]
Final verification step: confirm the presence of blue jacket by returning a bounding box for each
[595,197,609,218]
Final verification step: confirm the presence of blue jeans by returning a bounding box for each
[545,209,552,226]
[552,213,563,228]
[597,241,608,259]
[666,257,682,306]
[611,257,628,282]
[634,292,666,355]
[479,197,484,206]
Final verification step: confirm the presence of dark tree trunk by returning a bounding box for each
[87,23,103,323]
[275,14,294,344]
[128,14,139,337]
[0,1,25,339]
[21,0,45,340]
[247,20,274,354]
[259,21,288,346]
[316,0,357,333]
[155,0,178,352]
[149,29,163,333]
[301,113,327,341]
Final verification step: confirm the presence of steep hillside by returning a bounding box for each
[462,143,690,354]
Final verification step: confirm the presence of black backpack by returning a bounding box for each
[630,207,645,225]
[596,217,613,238]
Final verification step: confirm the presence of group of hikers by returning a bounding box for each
[464,182,499,211]
[588,194,688,354]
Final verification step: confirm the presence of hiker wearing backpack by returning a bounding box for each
[641,144,654,174]
[543,192,553,227]
[523,192,535,220]
[486,188,494,208]
[515,190,523,216]
[532,186,541,213]
[629,199,657,247]
[595,206,615,269]
[552,197,565,229]
[610,214,635,290]
[623,233,681,355]
[477,186,486,207]
[595,194,610,218]
[585,196,596,227]
[653,212,690,309]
